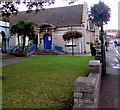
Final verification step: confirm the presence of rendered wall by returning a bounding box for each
[0,21,10,50]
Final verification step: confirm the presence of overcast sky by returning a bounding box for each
[18,0,119,30]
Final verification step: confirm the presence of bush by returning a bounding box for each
[9,51,28,57]
[90,42,95,49]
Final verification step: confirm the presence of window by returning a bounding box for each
[66,39,76,47]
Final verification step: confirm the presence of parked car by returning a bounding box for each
[109,40,113,44]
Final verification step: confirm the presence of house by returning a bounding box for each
[0,19,10,51]
[10,3,99,54]
[106,29,118,38]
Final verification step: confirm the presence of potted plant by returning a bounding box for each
[62,30,82,56]
[90,42,96,56]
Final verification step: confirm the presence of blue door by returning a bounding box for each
[44,34,52,50]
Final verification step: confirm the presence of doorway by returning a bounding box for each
[44,34,52,50]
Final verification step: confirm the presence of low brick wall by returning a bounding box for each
[73,60,101,109]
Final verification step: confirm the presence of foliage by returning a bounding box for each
[3,56,94,108]
[9,51,28,57]
[89,2,111,27]
[10,20,24,36]
[0,1,55,21]
[10,20,37,52]
[62,30,82,41]
[26,1,55,13]
[90,41,95,46]
[32,34,38,44]
[0,0,79,22]
[90,41,99,47]
[0,2,18,22]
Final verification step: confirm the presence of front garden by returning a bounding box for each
[2,56,94,108]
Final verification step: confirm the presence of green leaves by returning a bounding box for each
[11,20,37,37]
[0,1,55,21]
[0,2,18,22]
[10,20,37,52]
[89,2,111,27]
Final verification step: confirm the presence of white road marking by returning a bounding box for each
[113,58,119,62]
[116,54,120,60]
[112,63,120,69]
[113,45,120,60]
[113,66,120,69]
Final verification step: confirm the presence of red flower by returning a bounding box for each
[62,30,82,41]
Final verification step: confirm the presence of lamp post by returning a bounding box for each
[72,36,74,56]
[99,0,106,75]
[89,2,110,75]
[100,24,106,75]
[68,27,74,56]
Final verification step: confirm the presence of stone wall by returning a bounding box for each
[73,60,101,109]
[95,45,102,62]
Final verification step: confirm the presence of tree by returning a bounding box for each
[22,20,37,51]
[89,2,111,75]
[62,30,82,56]
[10,20,37,52]
[89,2,111,27]
[0,2,18,22]
[0,0,78,21]
[0,1,55,21]
[10,20,23,49]
[0,1,55,53]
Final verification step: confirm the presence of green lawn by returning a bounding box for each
[2,56,94,108]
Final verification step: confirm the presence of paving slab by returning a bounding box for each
[98,44,119,109]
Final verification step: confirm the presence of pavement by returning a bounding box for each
[98,43,120,109]
[1,53,91,67]
[1,54,41,67]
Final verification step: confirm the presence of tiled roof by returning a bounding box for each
[10,4,83,27]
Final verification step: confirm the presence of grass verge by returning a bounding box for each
[2,56,94,108]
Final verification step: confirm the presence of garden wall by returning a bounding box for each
[73,60,101,108]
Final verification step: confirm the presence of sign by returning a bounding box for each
[48,36,51,41]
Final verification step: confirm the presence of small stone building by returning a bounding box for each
[10,3,99,54]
